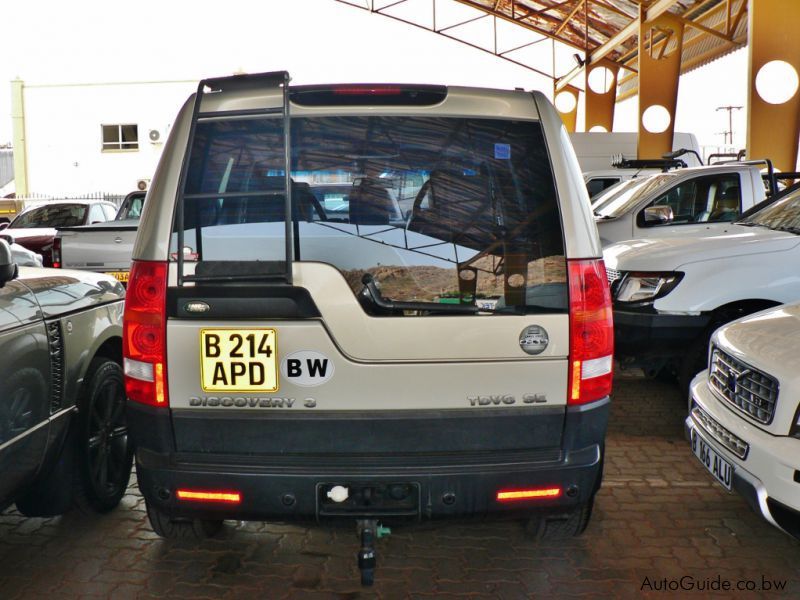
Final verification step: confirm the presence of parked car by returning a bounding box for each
[0,239,132,517]
[0,199,117,267]
[124,72,612,584]
[686,302,800,540]
[54,191,146,284]
[604,182,800,390]
[592,163,770,246]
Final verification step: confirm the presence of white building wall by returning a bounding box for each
[22,81,196,196]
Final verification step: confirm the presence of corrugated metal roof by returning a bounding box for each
[454,0,748,95]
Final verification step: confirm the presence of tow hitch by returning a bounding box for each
[356,519,391,586]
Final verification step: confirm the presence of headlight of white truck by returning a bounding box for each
[613,272,683,304]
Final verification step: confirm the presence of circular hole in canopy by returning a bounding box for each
[755,60,799,105]
[554,91,577,114]
[642,104,671,134]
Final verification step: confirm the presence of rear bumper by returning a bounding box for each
[130,398,609,523]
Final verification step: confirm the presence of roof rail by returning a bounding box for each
[707,150,746,164]
[610,155,686,171]
[662,148,704,166]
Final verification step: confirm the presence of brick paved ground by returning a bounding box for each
[1,376,799,599]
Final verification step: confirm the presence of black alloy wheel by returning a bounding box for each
[73,359,134,513]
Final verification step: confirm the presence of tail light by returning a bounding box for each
[568,259,614,405]
[51,237,62,268]
[123,260,169,407]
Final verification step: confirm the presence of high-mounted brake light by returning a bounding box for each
[176,489,242,504]
[497,487,562,502]
[568,259,614,405]
[291,84,447,107]
[333,85,403,95]
[123,260,169,407]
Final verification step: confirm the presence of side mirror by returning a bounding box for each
[0,222,10,231]
[643,205,674,225]
[0,239,19,287]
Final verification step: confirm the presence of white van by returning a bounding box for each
[570,131,703,173]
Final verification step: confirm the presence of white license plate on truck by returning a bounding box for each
[200,328,278,392]
[691,428,733,490]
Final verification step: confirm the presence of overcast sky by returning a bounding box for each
[1,0,748,149]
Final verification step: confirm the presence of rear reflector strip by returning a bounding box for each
[176,489,242,504]
[496,487,562,502]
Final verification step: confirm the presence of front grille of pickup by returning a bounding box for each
[709,345,778,425]
[606,268,621,286]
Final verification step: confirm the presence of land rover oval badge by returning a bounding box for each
[519,325,549,355]
[185,301,210,314]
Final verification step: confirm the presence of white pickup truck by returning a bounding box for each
[604,181,800,390]
[592,163,772,246]
[53,191,145,284]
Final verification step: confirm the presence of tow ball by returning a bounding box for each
[356,519,391,586]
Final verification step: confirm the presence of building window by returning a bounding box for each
[102,124,138,151]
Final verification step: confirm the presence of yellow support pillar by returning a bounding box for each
[11,79,29,196]
[746,0,800,172]
[637,9,684,159]
[585,59,620,132]
[553,83,580,133]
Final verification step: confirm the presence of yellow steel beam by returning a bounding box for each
[555,0,681,91]
[585,59,620,132]
[746,0,800,171]
[637,8,685,159]
[554,83,581,132]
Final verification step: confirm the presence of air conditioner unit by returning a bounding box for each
[148,128,163,144]
[136,178,151,191]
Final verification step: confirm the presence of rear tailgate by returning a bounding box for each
[58,223,138,279]
[166,263,569,458]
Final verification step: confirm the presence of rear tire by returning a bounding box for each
[72,359,134,513]
[146,501,224,540]
[525,498,594,540]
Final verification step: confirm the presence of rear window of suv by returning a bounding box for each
[173,115,566,315]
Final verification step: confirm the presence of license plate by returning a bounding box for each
[105,271,129,283]
[200,328,278,392]
[691,428,733,490]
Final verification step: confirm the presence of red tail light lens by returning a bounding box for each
[52,237,62,268]
[568,259,614,405]
[123,260,168,407]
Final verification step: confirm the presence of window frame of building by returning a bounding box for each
[101,124,139,152]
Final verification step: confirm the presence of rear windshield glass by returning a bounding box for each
[174,115,566,315]
[12,204,88,228]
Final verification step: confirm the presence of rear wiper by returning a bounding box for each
[361,274,493,314]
